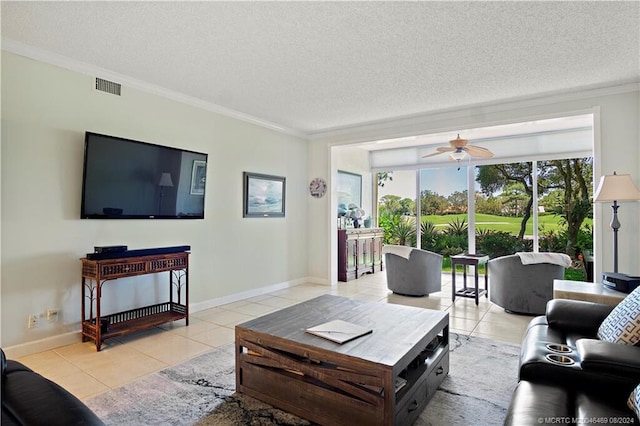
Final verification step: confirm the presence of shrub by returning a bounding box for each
[477,231,524,258]
[433,233,467,256]
[420,221,439,251]
[441,244,465,258]
[445,217,468,236]
[389,216,417,246]
[521,238,534,252]
[475,228,493,238]
[577,223,593,255]
[421,220,437,237]
[538,226,566,253]
[378,213,401,244]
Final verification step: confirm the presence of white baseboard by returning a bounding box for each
[189,276,331,313]
[3,331,83,359]
[4,278,332,358]
[304,276,331,286]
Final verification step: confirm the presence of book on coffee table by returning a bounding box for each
[305,319,373,344]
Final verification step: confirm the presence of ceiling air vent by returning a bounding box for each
[94,77,121,96]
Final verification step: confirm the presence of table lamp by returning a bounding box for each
[593,171,640,273]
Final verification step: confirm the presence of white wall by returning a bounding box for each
[306,138,331,283]
[2,49,638,352]
[335,146,374,218]
[305,144,375,283]
[1,52,309,349]
[309,87,640,285]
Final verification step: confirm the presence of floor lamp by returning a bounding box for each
[593,171,640,273]
[158,172,174,215]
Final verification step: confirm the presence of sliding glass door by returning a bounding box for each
[377,157,593,280]
[418,166,469,255]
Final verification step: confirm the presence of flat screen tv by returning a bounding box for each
[81,132,208,219]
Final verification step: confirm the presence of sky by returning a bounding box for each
[379,166,476,200]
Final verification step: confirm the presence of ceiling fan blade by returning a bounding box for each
[422,147,455,158]
[464,145,494,158]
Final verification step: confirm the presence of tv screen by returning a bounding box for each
[81,132,208,219]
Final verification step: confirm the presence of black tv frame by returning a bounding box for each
[81,132,208,220]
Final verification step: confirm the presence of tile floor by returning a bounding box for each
[13,271,533,402]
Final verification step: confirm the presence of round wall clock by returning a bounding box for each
[309,177,327,198]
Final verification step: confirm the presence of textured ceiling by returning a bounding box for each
[2,1,639,136]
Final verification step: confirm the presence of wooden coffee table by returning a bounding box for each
[235,294,449,426]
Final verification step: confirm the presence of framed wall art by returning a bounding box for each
[243,172,286,218]
[337,170,362,209]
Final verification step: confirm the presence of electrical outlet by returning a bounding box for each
[28,314,39,329]
[46,309,59,323]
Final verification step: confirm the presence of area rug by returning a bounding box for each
[85,333,520,425]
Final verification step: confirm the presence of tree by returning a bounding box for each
[399,198,416,216]
[546,159,593,258]
[377,172,393,187]
[379,195,415,216]
[539,190,564,212]
[476,163,534,239]
[501,182,529,217]
[475,193,503,215]
[379,195,402,217]
[420,190,448,215]
[476,158,593,257]
[447,190,468,214]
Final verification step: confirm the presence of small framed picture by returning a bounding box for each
[243,172,286,218]
[190,160,206,195]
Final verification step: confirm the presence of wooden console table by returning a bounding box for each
[81,251,189,351]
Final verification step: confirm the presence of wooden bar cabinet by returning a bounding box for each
[337,228,384,282]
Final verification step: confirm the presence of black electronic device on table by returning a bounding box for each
[86,245,190,260]
[602,272,640,294]
[94,245,128,254]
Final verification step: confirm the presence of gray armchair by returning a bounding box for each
[383,245,443,296]
[488,254,567,315]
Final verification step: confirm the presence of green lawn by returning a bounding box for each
[413,213,591,281]
[421,213,592,236]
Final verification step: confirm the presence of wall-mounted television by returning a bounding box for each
[81,132,208,219]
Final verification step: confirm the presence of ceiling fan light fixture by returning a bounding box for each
[450,151,467,161]
[422,133,493,160]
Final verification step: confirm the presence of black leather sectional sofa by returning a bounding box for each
[1,348,104,426]
[505,299,640,425]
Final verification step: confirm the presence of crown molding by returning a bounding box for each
[2,38,306,139]
[4,38,638,143]
[309,80,640,143]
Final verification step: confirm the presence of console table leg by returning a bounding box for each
[95,280,102,351]
[185,268,189,326]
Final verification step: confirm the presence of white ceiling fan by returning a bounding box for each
[422,134,494,161]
